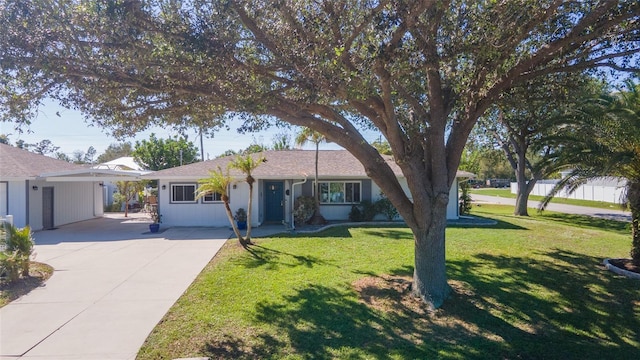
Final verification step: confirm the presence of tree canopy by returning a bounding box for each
[30,139,60,155]
[1,0,638,309]
[96,142,133,164]
[132,133,199,170]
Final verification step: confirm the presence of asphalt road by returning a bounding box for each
[471,194,631,222]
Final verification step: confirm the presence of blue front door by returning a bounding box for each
[264,181,284,223]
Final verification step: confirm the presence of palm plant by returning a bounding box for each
[229,153,266,243]
[295,127,327,225]
[1,223,34,279]
[541,81,640,265]
[195,167,248,247]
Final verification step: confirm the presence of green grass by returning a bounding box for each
[470,188,625,211]
[137,205,639,360]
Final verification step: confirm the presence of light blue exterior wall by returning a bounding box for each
[2,180,103,230]
[157,179,262,227]
[158,176,460,227]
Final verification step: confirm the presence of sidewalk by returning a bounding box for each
[0,215,230,360]
[472,194,631,222]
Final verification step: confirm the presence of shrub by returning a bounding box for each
[349,200,378,222]
[0,251,23,283]
[360,200,378,221]
[1,223,34,281]
[348,205,363,222]
[459,180,472,215]
[234,208,247,222]
[111,192,125,212]
[293,196,315,224]
[375,195,399,221]
[149,205,162,223]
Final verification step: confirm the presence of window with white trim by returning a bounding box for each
[171,184,196,203]
[202,192,223,203]
[318,181,361,204]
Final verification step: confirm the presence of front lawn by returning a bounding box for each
[138,205,639,360]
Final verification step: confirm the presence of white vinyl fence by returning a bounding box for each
[511,178,627,204]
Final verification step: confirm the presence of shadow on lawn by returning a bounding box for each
[361,217,526,240]
[445,249,639,359]
[361,228,413,240]
[232,244,332,270]
[204,249,639,359]
[538,212,630,235]
[454,215,527,230]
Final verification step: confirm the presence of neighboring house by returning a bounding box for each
[93,156,143,171]
[147,150,471,228]
[0,144,142,230]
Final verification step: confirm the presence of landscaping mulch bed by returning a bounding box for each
[0,261,54,308]
[609,258,640,274]
[352,274,424,314]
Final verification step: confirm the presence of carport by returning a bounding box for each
[1,144,149,231]
[28,168,149,231]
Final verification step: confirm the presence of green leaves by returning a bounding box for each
[196,166,232,202]
[229,152,266,185]
[132,133,199,170]
[1,223,34,281]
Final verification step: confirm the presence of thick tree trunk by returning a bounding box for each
[411,200,451,310]
[513,148,532,216]
[514,177,530,216]
[514,190,529,216]
[514,179,539,216]
[628,181,640,265]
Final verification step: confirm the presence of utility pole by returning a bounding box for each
[199,127,204,161]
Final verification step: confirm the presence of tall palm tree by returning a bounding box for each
[195,167,248,247]
[541,81,640,265]
[230,153,266,243]
[295,127,327,225]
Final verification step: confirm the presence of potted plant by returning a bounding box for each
[234,208,247,230]
[149,206,162,233]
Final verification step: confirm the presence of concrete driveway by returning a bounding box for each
[0,213,230,360]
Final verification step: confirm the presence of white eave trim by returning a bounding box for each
[37,169,152,182]
[0,176,37,181]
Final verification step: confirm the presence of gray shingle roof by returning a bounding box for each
[0,143,84,178]
[150,150,402,179]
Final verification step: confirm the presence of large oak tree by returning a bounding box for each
[1,0,638,309]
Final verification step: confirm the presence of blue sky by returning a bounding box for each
[1,99,378,159]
